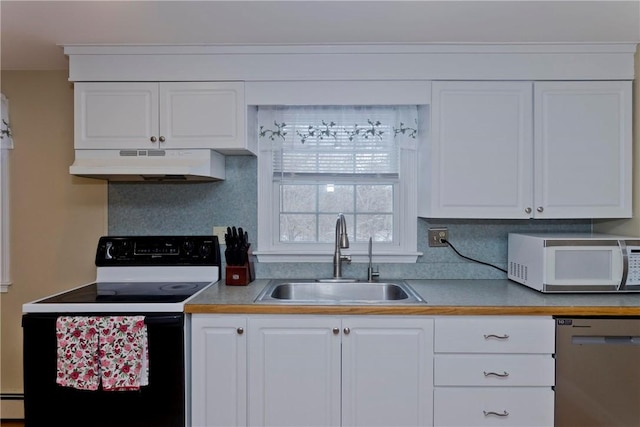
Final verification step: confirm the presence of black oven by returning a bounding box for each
[23,312,186,427]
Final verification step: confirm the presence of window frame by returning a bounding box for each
[1,94,13,292]
[255,106,424,264]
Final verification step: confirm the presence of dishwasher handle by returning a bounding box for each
[572,336,640,346]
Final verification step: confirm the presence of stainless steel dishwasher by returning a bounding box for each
[555,317,640,427]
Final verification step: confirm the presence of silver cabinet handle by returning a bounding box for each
[150,136,157,143]
[537,206,544,213]
[237,327,244,335]
[524,207,532,214]
[343,327,350,335]
[483,371,509,378]
[333,327,340,335]
[159,136,166,143]
[483,410,509,417]
[484,334,509,340]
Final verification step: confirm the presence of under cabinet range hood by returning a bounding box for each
[69,149,226,182]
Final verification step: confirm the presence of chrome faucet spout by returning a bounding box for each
[367,236,380,282]
[332,213,351,279]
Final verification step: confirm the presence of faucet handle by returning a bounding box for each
[368,266,380,282]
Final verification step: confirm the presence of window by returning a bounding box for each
[256,105,422,263]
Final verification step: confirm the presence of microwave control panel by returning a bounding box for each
[626,246,640,285]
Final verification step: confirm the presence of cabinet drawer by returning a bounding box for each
[434,388,554,427]
[434,354,554,386]
[434,317,555,353]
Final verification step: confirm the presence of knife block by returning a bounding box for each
[225,261,255,286]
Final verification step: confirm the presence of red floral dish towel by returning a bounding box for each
[56,316,100,390]
[56,316,149,391]
[99,316,149,391]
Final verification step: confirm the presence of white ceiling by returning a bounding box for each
[1,1,639,71]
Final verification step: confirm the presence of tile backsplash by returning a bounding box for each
[109,156,591,280]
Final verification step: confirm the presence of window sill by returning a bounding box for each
[1,281,11,293]
[253,250,422,264]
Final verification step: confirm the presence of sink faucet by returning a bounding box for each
[367,237,380,282]
[332,213,351,279]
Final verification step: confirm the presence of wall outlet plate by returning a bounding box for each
[213,226,227,243]
[428,228,449,247]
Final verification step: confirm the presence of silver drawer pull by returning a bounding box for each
[484,334,509,340]
[483,371,509,378]
[483,410,509,417]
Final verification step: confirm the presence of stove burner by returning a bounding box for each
[159,283,199,292]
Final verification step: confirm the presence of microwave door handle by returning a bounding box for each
[619,239,629,291]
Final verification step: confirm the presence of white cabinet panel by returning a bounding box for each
[424,81,533,218]
[247,317,341,427]
[160,82,245,150]
[534,81,632,218]
[75,82,158,149]
[434,354,554,386]
[434,316,555,354]
[191,315,247,427]
[434,388,554,427]
[342,317,433,427]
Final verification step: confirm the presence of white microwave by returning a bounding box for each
[507,233,640,293]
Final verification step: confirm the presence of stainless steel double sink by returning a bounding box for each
[254,279,425,305]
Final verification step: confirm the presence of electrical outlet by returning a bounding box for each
[213,226,227,243]
[428,227,449,247]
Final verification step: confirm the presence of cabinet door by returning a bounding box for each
[75,82,159,149]
[342,317,434,427]
[160,82,245,150]
[247,317,341,427]
[534,81,632,218]
[191,315,247,427]
[425,81,533,218]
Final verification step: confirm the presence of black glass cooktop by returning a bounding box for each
[37,281,211,304]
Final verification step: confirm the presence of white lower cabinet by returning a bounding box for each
[247,316,341,427]
[191,315,247,427]
[433,316,555,427]
[248,316,434,427]
[191,314,555,427]
[191,314,433,427]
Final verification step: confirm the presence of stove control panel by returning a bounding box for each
[96,236,221,266]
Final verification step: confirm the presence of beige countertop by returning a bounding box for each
[185,279,640,316]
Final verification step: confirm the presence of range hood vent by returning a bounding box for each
[69,149,226,182]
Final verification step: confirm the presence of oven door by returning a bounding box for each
[22,312,186,427]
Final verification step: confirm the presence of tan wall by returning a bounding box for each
[594,49,640,236]
[0,70,107,417]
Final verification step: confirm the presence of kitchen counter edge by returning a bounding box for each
[185,279,640,316]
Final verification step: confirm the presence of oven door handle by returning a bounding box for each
[143,314,183,326]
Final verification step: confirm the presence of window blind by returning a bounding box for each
[258,105,418,179]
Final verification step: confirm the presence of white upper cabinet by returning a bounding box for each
[75,81,250,153]
[424,81,533,219]
[421,80,632,219]
[533,81,632,219]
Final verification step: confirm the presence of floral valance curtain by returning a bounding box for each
[257,105,418,178]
